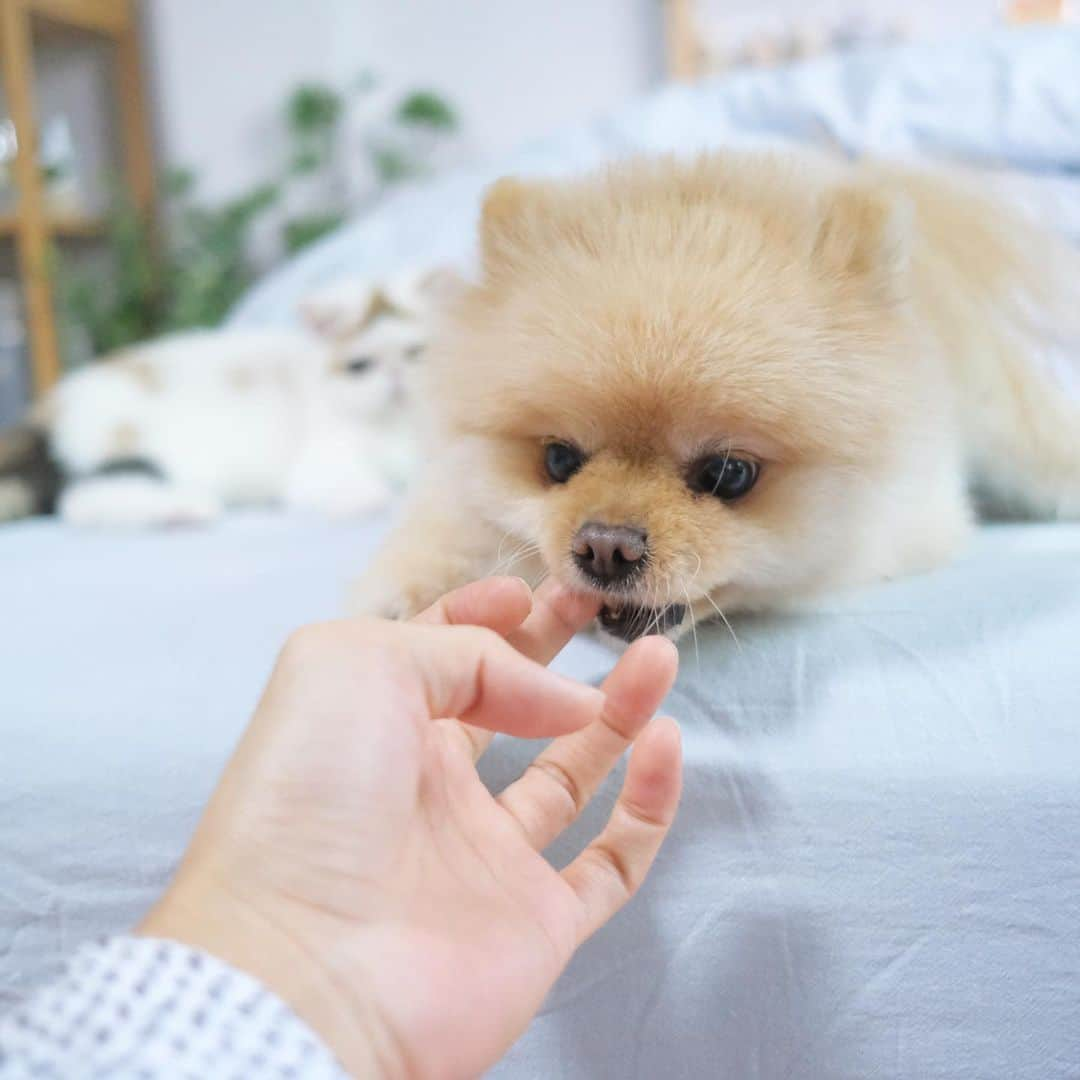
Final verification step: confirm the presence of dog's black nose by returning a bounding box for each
[572,522,647,585]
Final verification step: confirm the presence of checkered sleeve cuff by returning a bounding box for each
[0,935,349,1079]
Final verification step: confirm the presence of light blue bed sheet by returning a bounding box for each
[1,516,1078,1079]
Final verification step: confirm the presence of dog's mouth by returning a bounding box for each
[597,602,687,642]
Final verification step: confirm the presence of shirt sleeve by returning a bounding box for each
[0,935,350,1079]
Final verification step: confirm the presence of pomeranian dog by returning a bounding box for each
[355,151,1080,641]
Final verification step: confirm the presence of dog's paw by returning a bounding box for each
[316,488,393,521]
[348,571,454,621]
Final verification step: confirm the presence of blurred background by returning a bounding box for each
[3,10,1080,1073]
[0,0,1074,426]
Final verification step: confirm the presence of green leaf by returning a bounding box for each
[286,84,343,135]
[371,146,416,184]
[289,148,324,176]
[228,182,279,220]
[163,167,196,199]
[282,212,345,255]
[395,91,458,131]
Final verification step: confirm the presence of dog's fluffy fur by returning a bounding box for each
[356,151,1080,639]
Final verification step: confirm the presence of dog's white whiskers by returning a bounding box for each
[487,537,540,577]
[686,552,703,583]
[494,530,514,570]
[681,579,700,669]
[647,575,667,637]
[702,590,743,652]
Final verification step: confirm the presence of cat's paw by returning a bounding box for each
[1055,490,1080,521]
[59,478,221,528]
[317,486,393,521]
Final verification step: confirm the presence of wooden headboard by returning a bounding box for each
[663,0,703,81]
[662,0,1075,81]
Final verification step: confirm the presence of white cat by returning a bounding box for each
[49,267,454,528]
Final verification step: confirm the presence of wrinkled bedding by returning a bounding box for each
[2,515,1078,1079]
[4,27,1080,1080]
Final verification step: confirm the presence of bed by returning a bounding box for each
[4,26,1080,1080]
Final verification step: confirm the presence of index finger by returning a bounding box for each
[372,621,606,740]
[412,577,534,637]
[415,577,600,761]
[414,576,599,665]
[505,578,600,664]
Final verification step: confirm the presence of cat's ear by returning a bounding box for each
[385,265,467,317]
[811,185,912,302]
[299,279,380,339]
[479,177,556,275]
[416,266,467,306]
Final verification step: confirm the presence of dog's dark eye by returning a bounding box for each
[544,441,585,484]
[689,455,760,501]
[345,357,375,375]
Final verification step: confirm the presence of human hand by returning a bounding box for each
[141,577,681,1078]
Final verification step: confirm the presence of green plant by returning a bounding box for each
[164,176,279,330]
[396,90,458,130]
[282,211,345,256]
[370,146,416,184]
[280,79,458,251]
[61,169,278,355]
[59,74,459,357]
[285,84,343,175]
[62,189,162,354]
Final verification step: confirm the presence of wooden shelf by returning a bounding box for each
[0,0,152,394]
[0,209,106,237]
[664,0,703,82]
[27,0,130,36]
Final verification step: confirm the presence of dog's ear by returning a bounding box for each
[811,186,912,301]
[479,177,552,274]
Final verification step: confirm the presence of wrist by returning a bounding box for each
[139,868,400,1079]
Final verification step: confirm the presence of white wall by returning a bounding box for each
[141,0,664,204]
[344,0,664,163]
[141,0,350,202]
[140,0,997,207]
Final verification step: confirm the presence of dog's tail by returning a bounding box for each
[0,423,62,522]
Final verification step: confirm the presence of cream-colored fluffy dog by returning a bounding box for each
[356,151,1080,641]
